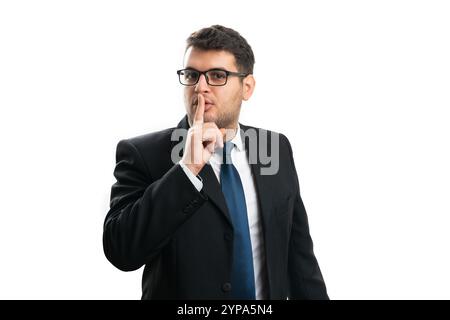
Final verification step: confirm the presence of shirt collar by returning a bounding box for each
[230,123,244,152]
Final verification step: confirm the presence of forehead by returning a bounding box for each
[184,47,238,71]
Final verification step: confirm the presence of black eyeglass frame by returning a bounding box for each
[176,68,250,86]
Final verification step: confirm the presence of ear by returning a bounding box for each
[242,75,256,101]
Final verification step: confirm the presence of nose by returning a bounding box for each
[194,74,210,93]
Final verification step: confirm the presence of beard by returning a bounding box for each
[187,102,241,129]
[204,107,240,129]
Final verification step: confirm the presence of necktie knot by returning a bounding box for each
[223,141,234,165]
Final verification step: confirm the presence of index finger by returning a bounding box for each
[193,94,205,125]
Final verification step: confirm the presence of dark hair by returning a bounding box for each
[186,25,255,74]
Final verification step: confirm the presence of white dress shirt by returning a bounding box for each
[179,124,267,299]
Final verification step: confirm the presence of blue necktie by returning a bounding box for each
[220,141,256,299]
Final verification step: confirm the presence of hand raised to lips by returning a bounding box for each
[193,96,214,106]
[182,93,226,176]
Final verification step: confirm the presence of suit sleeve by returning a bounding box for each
[103,139,208,271]
[283,135,329,299]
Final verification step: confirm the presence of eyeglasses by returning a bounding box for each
[177,68,249,86]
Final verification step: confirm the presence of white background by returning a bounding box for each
[1,0,449,299]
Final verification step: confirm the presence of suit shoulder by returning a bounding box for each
[114,127,183,179]
[240,124,290,147]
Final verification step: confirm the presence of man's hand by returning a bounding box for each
[181,94,226,176]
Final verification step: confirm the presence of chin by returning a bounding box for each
[203,111,217,123]
[204,116,217,124]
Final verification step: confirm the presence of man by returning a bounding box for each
[103,25,328,300]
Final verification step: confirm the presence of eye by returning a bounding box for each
[183,70,198,80]
[209,71,226,80]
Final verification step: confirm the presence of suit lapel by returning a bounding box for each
[240,123,278,299]
[199,164,232,225]
[240,123,274,228]
[173,116,232,226]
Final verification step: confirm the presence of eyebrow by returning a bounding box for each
[185,66,229,71]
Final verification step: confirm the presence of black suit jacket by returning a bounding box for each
[103,116,328,299]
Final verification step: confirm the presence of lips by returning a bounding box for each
[193,99,213,104]
[193,97,214,111]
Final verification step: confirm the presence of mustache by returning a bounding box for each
[191,96,214,106]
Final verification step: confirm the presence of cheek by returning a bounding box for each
[184,89,193,106]
[214,88,234,107]
[222,88,242,108]
[184,88,191,100]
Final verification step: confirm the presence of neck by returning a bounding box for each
[223,124,238,142]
